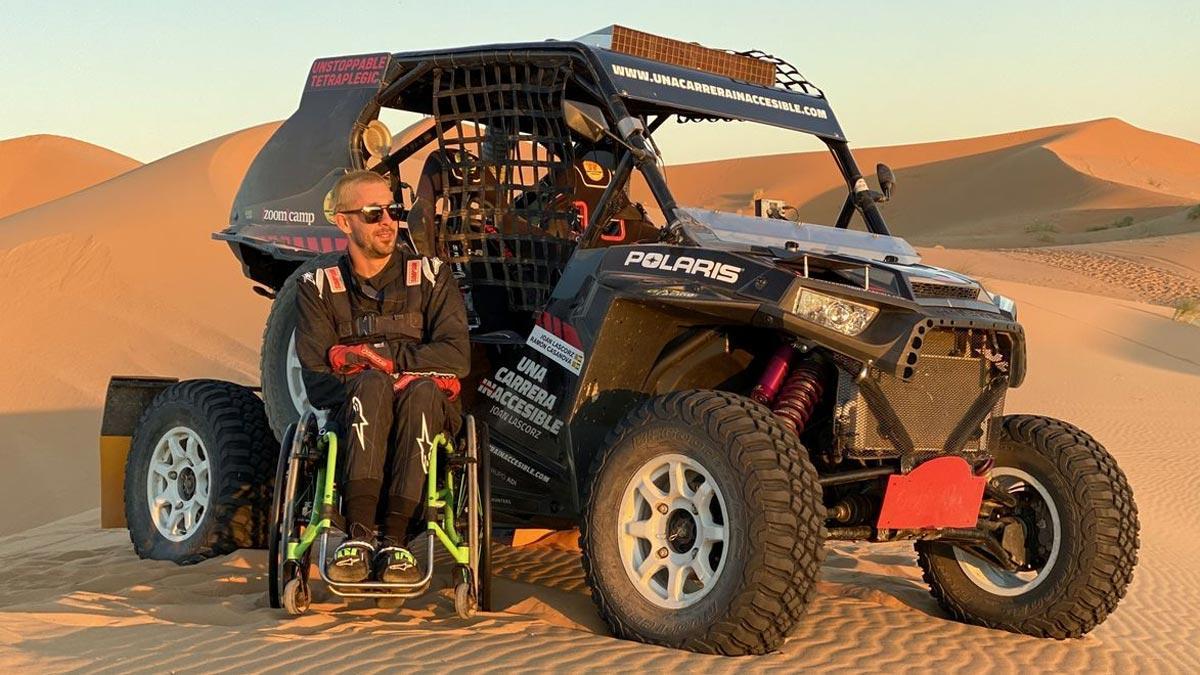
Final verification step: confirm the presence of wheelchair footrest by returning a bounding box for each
[315,530,438,598]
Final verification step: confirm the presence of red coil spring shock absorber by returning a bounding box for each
[772,360,825,437]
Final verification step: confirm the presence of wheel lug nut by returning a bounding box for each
[657,504,669,515]
[657,547,668,559]
[169,471,178,479]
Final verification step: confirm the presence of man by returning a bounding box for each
[295,170,469,584]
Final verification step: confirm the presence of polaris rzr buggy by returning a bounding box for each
[100,26,1139,655]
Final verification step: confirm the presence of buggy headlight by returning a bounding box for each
[793,288,878,336]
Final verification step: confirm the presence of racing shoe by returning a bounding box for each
[374,545,421,584]
[328,537,375,584]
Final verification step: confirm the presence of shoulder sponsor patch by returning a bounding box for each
[420,257,443,285]
[527,325,585,375]
[406,259,421,286]
[324,266,345,293]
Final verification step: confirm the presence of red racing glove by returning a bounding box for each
[328,344,395,376]
[393,372,461,402]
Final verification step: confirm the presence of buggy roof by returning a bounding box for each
[387,27,846,142]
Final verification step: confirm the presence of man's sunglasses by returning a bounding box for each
[337,203,406,224]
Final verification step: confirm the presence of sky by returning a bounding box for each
[1,0,1197,165]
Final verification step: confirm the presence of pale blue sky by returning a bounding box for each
[1,0,1196,164]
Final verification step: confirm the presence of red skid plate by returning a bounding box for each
[876,456,986,529]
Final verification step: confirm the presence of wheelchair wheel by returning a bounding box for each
[282,577,311,615]
[268,412,319,613]
[465,417,492,614]
[454,573,475,620]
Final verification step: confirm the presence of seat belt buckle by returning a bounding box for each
[354,314,376,337]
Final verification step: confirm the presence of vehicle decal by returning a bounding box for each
[527,325,585,375]
[576,159,609,187]
[490,444,551,484]
[535,312,582,349]
[478,356,566,440]
[262,208,316,225]
[306,54,390,90]
[257,234,348,253]
[623,250,742,284]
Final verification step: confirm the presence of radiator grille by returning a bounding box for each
[836,354,1004,459]
[910,281,980,300]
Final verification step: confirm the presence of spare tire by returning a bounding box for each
[125,379,275,564]
[261,252,341,439]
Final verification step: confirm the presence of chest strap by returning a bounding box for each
[337,313,423,341]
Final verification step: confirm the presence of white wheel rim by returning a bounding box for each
[954,467,1062,597]
[286,330,325,426]
[146,426,211,542]
[617,453,729,609]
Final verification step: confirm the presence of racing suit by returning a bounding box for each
[295,251,469,538]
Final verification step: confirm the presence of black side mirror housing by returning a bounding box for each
[877,163,896,200]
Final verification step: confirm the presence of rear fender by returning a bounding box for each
[99,376,179,528]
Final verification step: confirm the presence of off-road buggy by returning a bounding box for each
[100,26,1139,655]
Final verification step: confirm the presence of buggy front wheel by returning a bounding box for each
[917,415,1139,638]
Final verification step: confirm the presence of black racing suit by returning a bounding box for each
[295,250,469,539]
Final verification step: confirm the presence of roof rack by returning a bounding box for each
[731,49,825,99]
[674,48,825,125]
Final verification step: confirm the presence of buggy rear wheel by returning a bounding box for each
[261,253,340,439]
[580,390,825,655]
[917,414,1139,638]
[124,380,274,564]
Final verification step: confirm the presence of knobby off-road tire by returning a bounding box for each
[125,380,276,563]
[580,390,826,655]
[261,252,341,440]
[917,414,1139,638]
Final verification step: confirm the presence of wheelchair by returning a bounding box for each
[267,410,491,618]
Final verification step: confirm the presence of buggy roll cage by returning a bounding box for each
[365,34,893,242]
[219,27,894,292]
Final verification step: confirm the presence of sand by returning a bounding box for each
[0,135,141,219]
[0,280,1197,672]
[0,124,279,534]
[655,118,1200,248]
[1,117,1199,670]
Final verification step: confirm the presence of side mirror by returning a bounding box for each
[563,100,610,143]
[876,163,896,200]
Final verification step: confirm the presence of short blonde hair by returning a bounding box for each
[331,170,389,211]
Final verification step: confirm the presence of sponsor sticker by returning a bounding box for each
[262,208,317,225]
[623,250,743,284]
[478,356,567,440]
[306,54,389,90]
[527,325,585,375]
[406,259,421,286]
[324,266,345,293]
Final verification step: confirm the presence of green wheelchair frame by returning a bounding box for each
[268,410,491,618]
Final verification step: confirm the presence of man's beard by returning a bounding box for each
[351,226,394,258]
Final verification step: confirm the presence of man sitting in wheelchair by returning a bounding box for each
[295,170,469,585]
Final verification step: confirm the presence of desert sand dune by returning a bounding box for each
[0,123,279,534]
[0,280,1197,672]
[0,135,141,219]
[657,119,1200,247]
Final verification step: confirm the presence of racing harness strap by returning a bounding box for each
[325,256,426,343]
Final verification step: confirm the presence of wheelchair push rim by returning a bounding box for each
[269,412,319,611]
